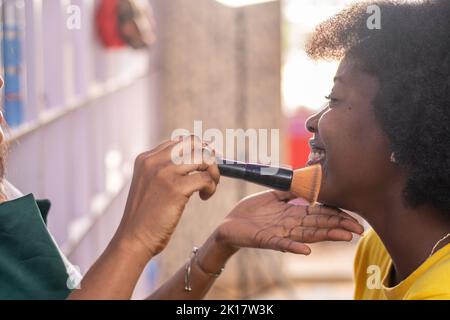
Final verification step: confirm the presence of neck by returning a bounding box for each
[353,181,450,284]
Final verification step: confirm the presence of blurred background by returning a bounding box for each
[0,0,364,299]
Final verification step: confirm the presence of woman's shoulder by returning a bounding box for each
[405,244,450,300]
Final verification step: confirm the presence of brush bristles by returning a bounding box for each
[290,164,322,204]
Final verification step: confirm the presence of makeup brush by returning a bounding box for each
[217,158,322,204]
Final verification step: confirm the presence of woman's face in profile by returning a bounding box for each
[306,58,400,212]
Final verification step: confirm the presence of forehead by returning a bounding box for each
[334,58,379,99]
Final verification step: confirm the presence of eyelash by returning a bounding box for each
[325,95,339,108]
[325,95,337,102]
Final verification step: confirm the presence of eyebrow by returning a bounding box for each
[334,76,344,83]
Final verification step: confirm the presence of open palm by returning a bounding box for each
[215,190,364,255]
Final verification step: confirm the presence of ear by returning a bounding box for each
[0,76,3,88]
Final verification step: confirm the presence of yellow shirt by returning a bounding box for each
[354,229,450,300]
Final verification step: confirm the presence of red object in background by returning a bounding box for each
[96,0,126,48]
[288,108,313,169]
[117,0,157,49]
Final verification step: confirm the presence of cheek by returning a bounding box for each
[319,110,364,182]
[318,109,392,206]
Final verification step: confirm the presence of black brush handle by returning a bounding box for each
[217,159,293,191]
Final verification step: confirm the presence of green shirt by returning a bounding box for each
[0,194,72,300]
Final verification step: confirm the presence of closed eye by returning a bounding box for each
[325,95,339,102]
[325,95,340,109]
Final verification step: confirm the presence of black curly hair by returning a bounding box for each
[306,0,450,215]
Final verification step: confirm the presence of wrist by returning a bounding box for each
[213,229,241,256]
[109,233,154,267]
[196,231,239,274]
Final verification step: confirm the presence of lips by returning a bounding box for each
[307,140,326,166]
[308,149,325,165]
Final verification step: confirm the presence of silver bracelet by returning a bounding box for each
[184,247,224,292]
[184,248,196,292]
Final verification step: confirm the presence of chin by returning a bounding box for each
[317,181,352,210]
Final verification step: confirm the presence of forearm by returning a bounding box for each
[68,238,151,300]
[148,234,238,300]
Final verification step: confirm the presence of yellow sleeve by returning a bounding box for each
[353,229,389,300]
[353,231,371,300]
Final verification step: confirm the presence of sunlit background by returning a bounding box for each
[283,0,356,114]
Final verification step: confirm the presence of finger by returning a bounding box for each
[149,139,181,155]
[176,161,220,184]
[206,159,221,186]
[175,148,221,185]
[278,238,312,255]
[289,227,354,243]
[298,215,364,235]
[308,204,358,222]
[204,142,223,160]
[265,236,311,255]
[135,140,180,165]
[325,228,355,242]
[169,135,204,165]
[179,171,217,200]
[338,217,365,235]
[178,134,203,159]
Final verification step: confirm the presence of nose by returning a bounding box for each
[305,111,321,133]
[305,104,329,133]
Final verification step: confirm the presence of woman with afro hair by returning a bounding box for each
[305,0,450,299]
